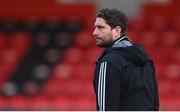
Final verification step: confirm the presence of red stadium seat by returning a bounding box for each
[146,15,169,31]
[146,47,176,64]
[41,79,62,97]
[0,32,8,47]
[171,15,180,31]
[50,97,76,110]
[140,31,159,47]
[1,48,21,65]
[10,32,31,48]
[55,32,72,48]
[23,81,40,96]
[154,63,167,80]
[158,80,173,97]
[61,47,84,64]
[83,47,103,64]
[127,31,140,43]
[0,97,7,110]
[164,63,180,81]
[57,80,87,97]
[74,31,95,49]
[171,81,180,97]
[28,96,50,110]
[0,64,14,87]
[73,62,95,80]
[161,31,179,47]
[160,97,180,111]
[5,96,27,110]
[74,97,96,111]
[172,48,180,64]
[128,17,147,31]
[52,63,75,80]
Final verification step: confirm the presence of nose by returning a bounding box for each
[93,28,98,36]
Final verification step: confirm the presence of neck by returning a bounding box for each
[114,36,127,45]
[105,35,127,49]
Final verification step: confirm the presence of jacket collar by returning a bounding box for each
[96,35,131,64]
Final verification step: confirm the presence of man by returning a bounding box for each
[92,8,159,111]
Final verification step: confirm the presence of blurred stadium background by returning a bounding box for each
[0,0,180,110]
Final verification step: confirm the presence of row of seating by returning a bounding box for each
[1,30,179,52]
[0,32,31,87]
[0,95,96,111]
[128,15,180,31]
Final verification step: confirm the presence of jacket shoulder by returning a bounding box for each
[100,52,130,69]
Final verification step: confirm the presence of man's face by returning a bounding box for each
[93,17,115,47]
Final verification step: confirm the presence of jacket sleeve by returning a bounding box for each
[97,61,121,111]
[150,61,159,110]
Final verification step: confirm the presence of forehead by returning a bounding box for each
[94,17,107,26]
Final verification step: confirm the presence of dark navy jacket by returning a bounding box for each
[93,36,159,111]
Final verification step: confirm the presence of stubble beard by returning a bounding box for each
[96,33,114,48]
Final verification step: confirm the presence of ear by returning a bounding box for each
[112,26,121,39]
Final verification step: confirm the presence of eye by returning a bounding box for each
[96,25,105,29]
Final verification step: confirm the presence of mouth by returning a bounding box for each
[96,37,101,41]
[96,38,101,42]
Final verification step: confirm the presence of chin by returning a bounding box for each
[96,44,106,48]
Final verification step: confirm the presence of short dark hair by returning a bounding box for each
[96,8,128,36]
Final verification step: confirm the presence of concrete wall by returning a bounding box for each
[95,0,171,18]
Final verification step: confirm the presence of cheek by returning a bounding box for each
[100,32,113,44]
[102,29,111,36]
[104,31,113,39]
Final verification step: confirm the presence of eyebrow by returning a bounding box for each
[97,12,104,17]
[94,24,105,28]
